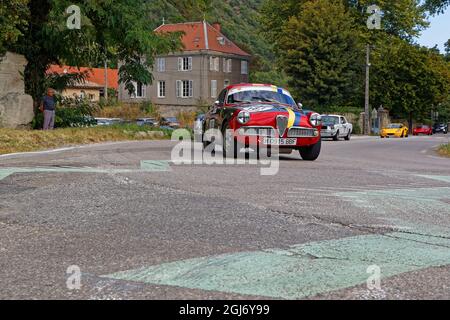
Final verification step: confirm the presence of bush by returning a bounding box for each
[176,111,197,128]
[33,97,97,129]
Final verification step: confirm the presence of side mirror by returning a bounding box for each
[297,103,303,110]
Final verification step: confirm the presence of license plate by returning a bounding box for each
[263,138,297,146]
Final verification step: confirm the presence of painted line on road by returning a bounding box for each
[418,175,450,184]
[103,232,450,299]
[0,160,171,181]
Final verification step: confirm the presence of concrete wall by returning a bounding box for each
[0,52,34,128]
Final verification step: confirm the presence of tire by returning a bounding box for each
[333,131,339,141]
[221,122,238,159]
[299,139,321,161]
[344,131,351,141]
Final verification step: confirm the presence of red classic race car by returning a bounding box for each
[202,84,322,160]
[413,125,433,136]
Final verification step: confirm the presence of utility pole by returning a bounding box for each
[364,44,371,135]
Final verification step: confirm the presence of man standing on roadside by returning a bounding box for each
[40,88,56,130]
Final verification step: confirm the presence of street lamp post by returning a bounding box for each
[364,44,371,135]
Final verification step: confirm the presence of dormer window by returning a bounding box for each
[217,37,225,46]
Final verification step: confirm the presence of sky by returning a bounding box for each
[417,8,450,52]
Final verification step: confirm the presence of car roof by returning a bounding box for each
[321,114,342,117]
[224,83,292,95]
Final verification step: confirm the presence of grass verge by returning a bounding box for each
[438,143,450,157]
[0,124,172,155]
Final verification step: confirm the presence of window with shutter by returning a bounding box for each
[157,81,166,98]
[189,80,193,97]
[211,80,217,98]
[227,59,232,73]
[156,58,165,72]
[215,58,219,72]
[241,60,248,75]
[176,80,181,97]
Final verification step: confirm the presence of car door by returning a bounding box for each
[340,117,348,136]
[206,89,227,131]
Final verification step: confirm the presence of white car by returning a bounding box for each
[320,115,353,141]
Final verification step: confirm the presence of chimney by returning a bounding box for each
[212,23,221,32]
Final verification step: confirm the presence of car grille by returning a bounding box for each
[288,127,318,138]
[238,127,276,137]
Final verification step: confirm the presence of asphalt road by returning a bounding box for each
[0,134,449,300]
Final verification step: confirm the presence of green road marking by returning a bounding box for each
[103,232,450,299]
[140,160,171,172]
[0,170,14,181]
[418,175,450,184]
[0,161,171,181]
[336,187,450,237]
[103,185,450,298]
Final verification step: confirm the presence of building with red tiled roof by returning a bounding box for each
[47,65,119,101]
[119,21,251,110]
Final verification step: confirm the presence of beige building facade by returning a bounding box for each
[118,21,251,109]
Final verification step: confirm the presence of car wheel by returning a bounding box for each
[299,139,321,161]
[333,131,339,141]
[257,144,271,159]
[221,122,238,159]
[344,131,351,141]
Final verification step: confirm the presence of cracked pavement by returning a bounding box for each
[0,135,449,299]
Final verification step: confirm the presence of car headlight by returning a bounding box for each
[309,113,322,127]
[237,111,250,124]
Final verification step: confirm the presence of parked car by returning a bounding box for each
[432,123,448,134]
[202,83,322,160]
[380,123,409,138]
[160,117,180,129]
[194,114,205,142]
[136,118,158,127]
[413,125,433,136]
[95,118,124,126]
[320,115,353,141]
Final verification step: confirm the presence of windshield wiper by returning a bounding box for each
[232,100,252,104]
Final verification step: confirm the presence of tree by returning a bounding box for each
[8,0,182,106]
[445,39,450,61]
[370,39,450,127]
[262,0,429,42]
[424,0,450,14]
[0,0,29,55]
[275,0,363,108]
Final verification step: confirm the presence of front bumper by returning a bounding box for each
[235,126,320,147]
[321,129,338,138]
[380,132,403,137]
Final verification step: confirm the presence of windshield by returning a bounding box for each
[227,89,296,107]
[321,116,339,125]
[388,124,402,129]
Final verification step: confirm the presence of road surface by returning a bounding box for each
[0,135,449,299]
